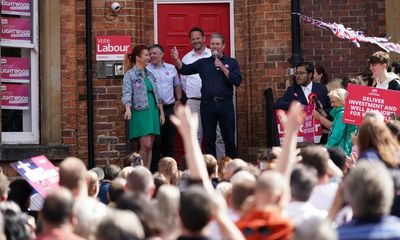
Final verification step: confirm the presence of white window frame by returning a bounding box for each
[1,0,39,144]
[154,0,235,57]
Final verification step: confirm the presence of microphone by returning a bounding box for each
[311,95,321,110]
[213,50,219,70]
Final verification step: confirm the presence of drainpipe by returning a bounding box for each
[85,0,95,168]
[291,0,304,67]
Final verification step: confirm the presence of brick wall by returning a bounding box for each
[59,1,156,166]
[61,0,79,157]
[300,0,386,79]
[235,0,292,161]
[58,0,387,166]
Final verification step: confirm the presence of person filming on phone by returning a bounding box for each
[171,33,242,159]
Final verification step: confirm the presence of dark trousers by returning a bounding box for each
[151,105,176,172]
[200,99,237,159]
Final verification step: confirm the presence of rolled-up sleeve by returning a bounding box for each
[227,59,242,87]
[122,71,133,107]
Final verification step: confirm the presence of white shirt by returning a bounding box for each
[207,208,240,240]
[308,182,338,212]
[147,62,180,105]
[301,81,313,103]
[376,73,399,89]
[181,48,212,98]
[282,201,327,226]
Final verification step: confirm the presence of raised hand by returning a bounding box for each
[170,105,198,140]
[277,101,305,134]
[171,46,179,61]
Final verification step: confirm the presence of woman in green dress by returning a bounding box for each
[122,45,165,168]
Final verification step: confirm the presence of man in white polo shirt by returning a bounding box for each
[181,27,225,160]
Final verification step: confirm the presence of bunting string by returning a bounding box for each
[293,13,400,54]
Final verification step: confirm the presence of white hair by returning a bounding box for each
[363,111,384,123]
[343,161,394,217]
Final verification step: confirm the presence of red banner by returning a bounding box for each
[275,109,322,144]
[1,57,30,83]
[343,84,400,125]
[1,83,30,110]
[1,0,31,16]
[302,104,315,142]
[96,36,132,61]
[1,17,31,41]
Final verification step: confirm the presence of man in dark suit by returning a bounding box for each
[274,62,330,113]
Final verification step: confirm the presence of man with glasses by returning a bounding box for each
[274,62,330,112]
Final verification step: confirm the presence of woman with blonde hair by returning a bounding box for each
[313,88,357,155]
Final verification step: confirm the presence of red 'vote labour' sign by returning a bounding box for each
[96,36,132,61]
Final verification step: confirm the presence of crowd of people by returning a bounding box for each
[0,100,399,239]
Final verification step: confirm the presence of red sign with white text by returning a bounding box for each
[302,104,315,142]
[1,83,30,110]
[1,57,30,83]
[96,36,131,61]
[343,84,400,125]
[275,110,322,144]
[1,0,31,16]
[1,17,31,41]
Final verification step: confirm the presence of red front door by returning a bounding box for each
[157,3,231,63]
[157,3,231,164]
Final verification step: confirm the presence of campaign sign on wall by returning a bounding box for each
[1,83,30,110]
[0,57,30,83]
[1,17,31,41]
[11,155,59,197]
[1,0,31,16]
[275,109,322,144]
[96,36,131,61]
[343,84,400,125]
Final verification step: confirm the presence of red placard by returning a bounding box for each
[96,36,132,61]
[343,84,400,125]
[1,0,31,16]
[1,57,30,83]
[275,109,322,144]
[302,104,315,143]
[1,17,31,41]
[1,83,30,110]
[11,155,59,197]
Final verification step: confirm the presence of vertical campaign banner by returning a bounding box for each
[275,109,322,144]
[343,84,400,125]
[96,36,132,61]
[11,155,59,197]
[302,104,315,143]
[0,57,30,83]
[1,17,31,42]
[1,83,30,110]
[1,0,31,16]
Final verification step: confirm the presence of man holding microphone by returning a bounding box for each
[171,33,242,159]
